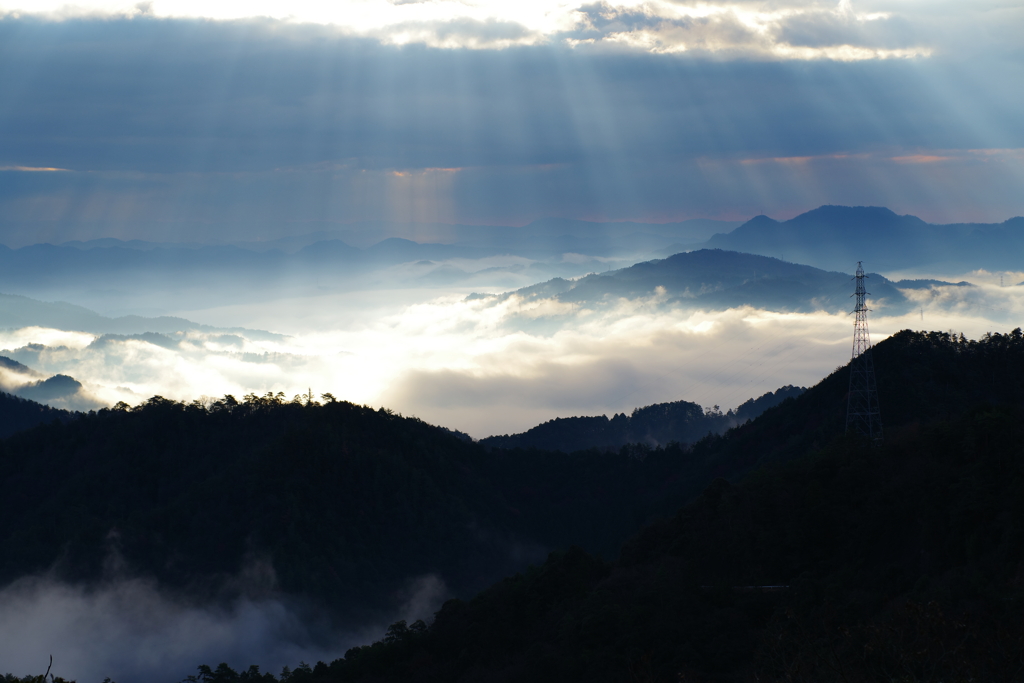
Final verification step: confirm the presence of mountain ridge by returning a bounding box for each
[480,248,963,317]
[481,386,805,452]
[153,327,1024,683]
[707,205,1024,271]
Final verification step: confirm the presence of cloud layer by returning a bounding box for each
[4,270,1023,437]
[0,0,940,58]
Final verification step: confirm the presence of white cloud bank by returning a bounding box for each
[0,0,943,59]
[4,272,1023,438]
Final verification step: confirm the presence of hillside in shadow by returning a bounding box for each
[481,386,805,452]
[172,328,1024,682]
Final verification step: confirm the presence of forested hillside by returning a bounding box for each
[481,386,805,452]
[5,329,1024,683]
[0,396,522,620]
[0,391,77,438]
[171,328,1024,682]
[278,402,1024,683]
[0,390,794,620]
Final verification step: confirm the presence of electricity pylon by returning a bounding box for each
[846,262,882,443]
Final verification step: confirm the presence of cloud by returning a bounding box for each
[565,1,930,59]
[0,13,1020,243]
[0,574,346,682]
[0,166,70,172]
[4,271,1023,437]
[0,550,449,682]
[0,0,942,58]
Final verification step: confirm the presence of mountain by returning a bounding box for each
[4,329,1021,615]
[481,387,805,452]
[0,383,809,622]
[706,205,1024,272]
[226,218,742,253]
[484,249,965,316]
[0,391,77,439]
[13,374,91,404]
[232,328,1024,683]
[301,403,1024,683]
[0,397,527,622]
[0,292,285,339]
[0,354,103,412]
[0,219,742,306]
[6,328,1024,682]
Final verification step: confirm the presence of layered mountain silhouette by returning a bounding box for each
[0,292,285,338]
[56,217,739,254]
[178,328,1024,683]
[0,218,739,302]
[1,208,1018,315]
[1,207,1015,317]
[706,205,1024,271]
[0,353,104,412]
[483,249,966,316]
[4,328,1024,631]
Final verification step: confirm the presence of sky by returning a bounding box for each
[0,0,1022,246]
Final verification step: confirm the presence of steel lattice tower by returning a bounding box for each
[846,262,882,443]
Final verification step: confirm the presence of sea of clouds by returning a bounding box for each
[2,267,1022,437]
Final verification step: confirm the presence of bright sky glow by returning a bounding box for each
[0,0,935,58]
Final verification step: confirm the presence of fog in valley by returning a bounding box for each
[2,255,1023,437]
[0,568,448,682]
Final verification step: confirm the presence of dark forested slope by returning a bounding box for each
[4,329,1024,667]
[245,329,1024,683]
[481,386,805,452]
[0,391,76,438]
[288,404,1024,683]
[0,397,525,620]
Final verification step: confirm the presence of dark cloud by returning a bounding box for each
[776,11,918,49]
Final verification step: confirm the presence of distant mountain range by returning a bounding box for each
[480,248,968,317]
[0,353,105,411]
[0,292,285,339]
[4,206,1017,294]
[0,218,739,308]
[0,206,1017,314]
[55,217,740,254]
[707,205,1024,272]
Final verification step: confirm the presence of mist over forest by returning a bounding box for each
[3,206,1024,681]
[3,0,1024,679]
